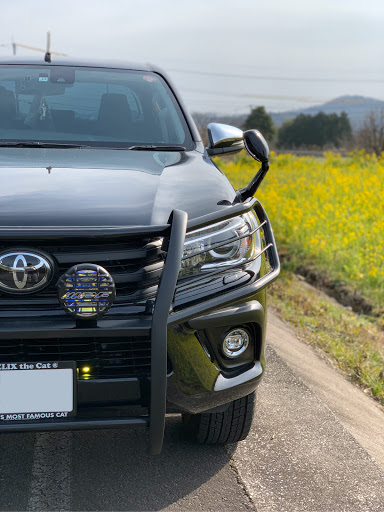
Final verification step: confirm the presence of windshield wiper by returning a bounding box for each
[0,142,187,151]
[127,145,186,151]
[0,142,93,149]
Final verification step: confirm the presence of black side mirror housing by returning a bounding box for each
[243,130,270,163]
[236,129,270,203]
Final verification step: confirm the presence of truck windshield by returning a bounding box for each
[0,65,193,149]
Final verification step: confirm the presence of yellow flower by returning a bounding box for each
[219,151,384,308]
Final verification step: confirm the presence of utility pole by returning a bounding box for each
[1,33,66,57]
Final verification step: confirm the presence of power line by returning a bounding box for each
[0,34,67,57]
[168,68,384,84]
[181,86,384,105]
[14,42,66,57]
[182,87,328,103]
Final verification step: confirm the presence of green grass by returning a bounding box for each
[269,271,384,407]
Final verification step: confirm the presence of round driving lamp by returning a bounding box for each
[58,263,116,319]
[222,328,250,358]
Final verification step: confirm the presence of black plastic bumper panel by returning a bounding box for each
[0,417,149,433]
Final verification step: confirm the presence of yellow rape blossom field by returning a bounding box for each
[219,151,384,404]
[218,151,384,312]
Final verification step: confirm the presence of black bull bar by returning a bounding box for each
[0,198,280,454]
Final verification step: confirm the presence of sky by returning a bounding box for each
[1,0,384,114]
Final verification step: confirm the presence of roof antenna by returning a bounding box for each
[44,31,51,63]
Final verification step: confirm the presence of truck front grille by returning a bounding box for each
[0,336,152,379]
[0,237,164,310]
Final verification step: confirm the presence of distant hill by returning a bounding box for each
[193,95,384,134]
[270,96,384,131]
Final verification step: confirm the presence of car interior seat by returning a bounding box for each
[0,86,17,129]
[51,109,76,133]
[96,93,133,139]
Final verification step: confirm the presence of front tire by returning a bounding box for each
[182,392,255,444]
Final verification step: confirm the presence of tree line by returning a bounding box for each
[241,106,384,155]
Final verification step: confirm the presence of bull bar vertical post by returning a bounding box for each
[149,209,188,455]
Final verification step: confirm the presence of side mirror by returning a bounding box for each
[206,123,244,156]
[205,123,271,203]
[236,129,270,203]
[243,129,269,163]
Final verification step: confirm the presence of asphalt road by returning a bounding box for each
[1,311,384,512]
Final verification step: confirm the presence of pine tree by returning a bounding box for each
[243,106,275,141]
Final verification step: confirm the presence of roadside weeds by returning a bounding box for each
[269,271,384,408]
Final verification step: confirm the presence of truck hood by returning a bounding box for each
[0,148,236,227]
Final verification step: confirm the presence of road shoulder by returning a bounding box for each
[230,311,384,512]
[268,311,384,469]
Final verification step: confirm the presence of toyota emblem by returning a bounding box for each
[0,250,54,294]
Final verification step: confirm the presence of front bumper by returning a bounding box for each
[0,199,279,453]
[0,298,265,430]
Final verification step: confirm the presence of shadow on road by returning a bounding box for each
[70,415,239,511]
[0,416,250,511]
[0,432,36,511]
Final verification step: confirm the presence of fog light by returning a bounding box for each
[58,263,116,319]
[222,328,250,358]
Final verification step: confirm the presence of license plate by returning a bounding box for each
[0,361,76,422]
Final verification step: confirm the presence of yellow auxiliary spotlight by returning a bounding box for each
[57,263,116,319]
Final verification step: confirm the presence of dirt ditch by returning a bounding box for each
[295,264,377,317]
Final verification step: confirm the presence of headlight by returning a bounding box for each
[180,211,261,279]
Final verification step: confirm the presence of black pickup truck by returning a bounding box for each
[0,56,279,453]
